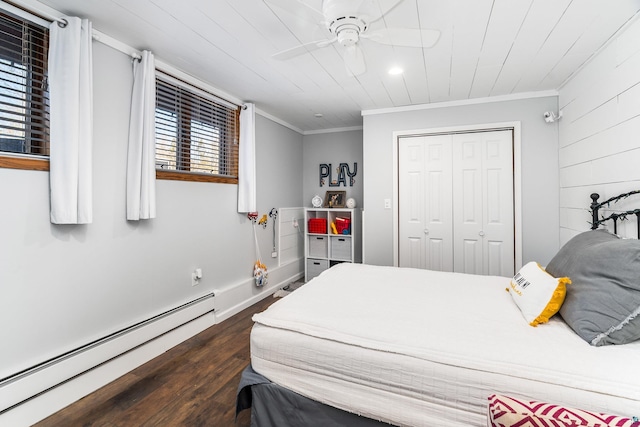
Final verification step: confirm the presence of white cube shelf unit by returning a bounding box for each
[305,208,356,281]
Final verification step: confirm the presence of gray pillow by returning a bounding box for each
[546,230,619,276]
[546,230,640,346]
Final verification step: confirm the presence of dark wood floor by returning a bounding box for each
[34,295,277,427]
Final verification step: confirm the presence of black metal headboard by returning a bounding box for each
[590,190,640,238]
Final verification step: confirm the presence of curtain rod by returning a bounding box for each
[2,0,242,104]
[1,0,65,27]
[0,0,48,26]
[0,1,141,60]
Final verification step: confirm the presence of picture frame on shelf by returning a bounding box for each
[323,190,346,208]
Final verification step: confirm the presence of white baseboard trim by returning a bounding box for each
[0,311,216,427]
[0,294,215,414]
[213,258,304,323]
[0,260,303,426]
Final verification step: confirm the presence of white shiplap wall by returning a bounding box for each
[558,16,640,244]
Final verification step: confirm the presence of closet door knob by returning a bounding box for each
[424,229,430,235]
[479,231,485,237]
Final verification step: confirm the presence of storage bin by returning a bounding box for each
[330,236,351,260]
[335,217,351,234]
[308,218,327,234]
[307,258,329,281]
[308,235,328,258]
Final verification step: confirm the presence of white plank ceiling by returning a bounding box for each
[29,0,640,132]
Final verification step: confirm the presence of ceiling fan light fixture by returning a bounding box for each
[388,66,403,75]
[337,27,360,47]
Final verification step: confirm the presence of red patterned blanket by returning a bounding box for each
[488,394,640,427]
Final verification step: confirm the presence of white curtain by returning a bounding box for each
[126,50,156,220]
[237,103,256,213]
[48,17,93,224]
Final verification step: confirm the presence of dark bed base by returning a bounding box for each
[590,190,640,237]
[236,365,392,427]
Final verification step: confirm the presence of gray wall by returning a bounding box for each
[362,96,559,268]
[302,129,364,262]
[0,42,303,380]
[302,130,363,209]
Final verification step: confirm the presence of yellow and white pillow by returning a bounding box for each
[508,262,570,326]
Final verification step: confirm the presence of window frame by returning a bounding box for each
[0,8,50,171]
[155,72,240,185]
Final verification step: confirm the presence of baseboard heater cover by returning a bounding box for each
[0,292,215,413]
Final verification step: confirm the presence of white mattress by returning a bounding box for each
[250,263,640,427]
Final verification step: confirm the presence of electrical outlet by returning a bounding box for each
[292,219,298,228]
[384,199,391,209]
[191,268,203,286]
[271,251,277,258]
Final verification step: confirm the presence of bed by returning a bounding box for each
[237,192,640,427]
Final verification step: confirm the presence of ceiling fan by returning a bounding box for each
[266,0,440,76]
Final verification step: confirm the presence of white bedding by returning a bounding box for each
[250,263,640,427]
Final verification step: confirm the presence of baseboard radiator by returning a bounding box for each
[0,292,215,414]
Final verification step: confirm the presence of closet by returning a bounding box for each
[398,130,514,276]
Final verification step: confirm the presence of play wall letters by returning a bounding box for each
[319,163,357,187]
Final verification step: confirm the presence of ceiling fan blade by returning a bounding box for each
[344,45,366,77]
[272,38,336,60]
[364,28,440,48]
[362,0,405,23]
[265,0,325,24]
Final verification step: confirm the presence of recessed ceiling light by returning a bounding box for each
[388,67,404,75]
[314,113,323,118]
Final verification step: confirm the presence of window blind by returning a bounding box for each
[155,75,239,179]
[0,10,49,156]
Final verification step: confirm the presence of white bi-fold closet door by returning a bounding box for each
[398,130,514,276]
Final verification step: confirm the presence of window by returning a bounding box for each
[155,74,240,184]
[0,9,49,170]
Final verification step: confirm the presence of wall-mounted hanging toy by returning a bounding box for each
[254,260,268,287]
[251,213,268,287]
